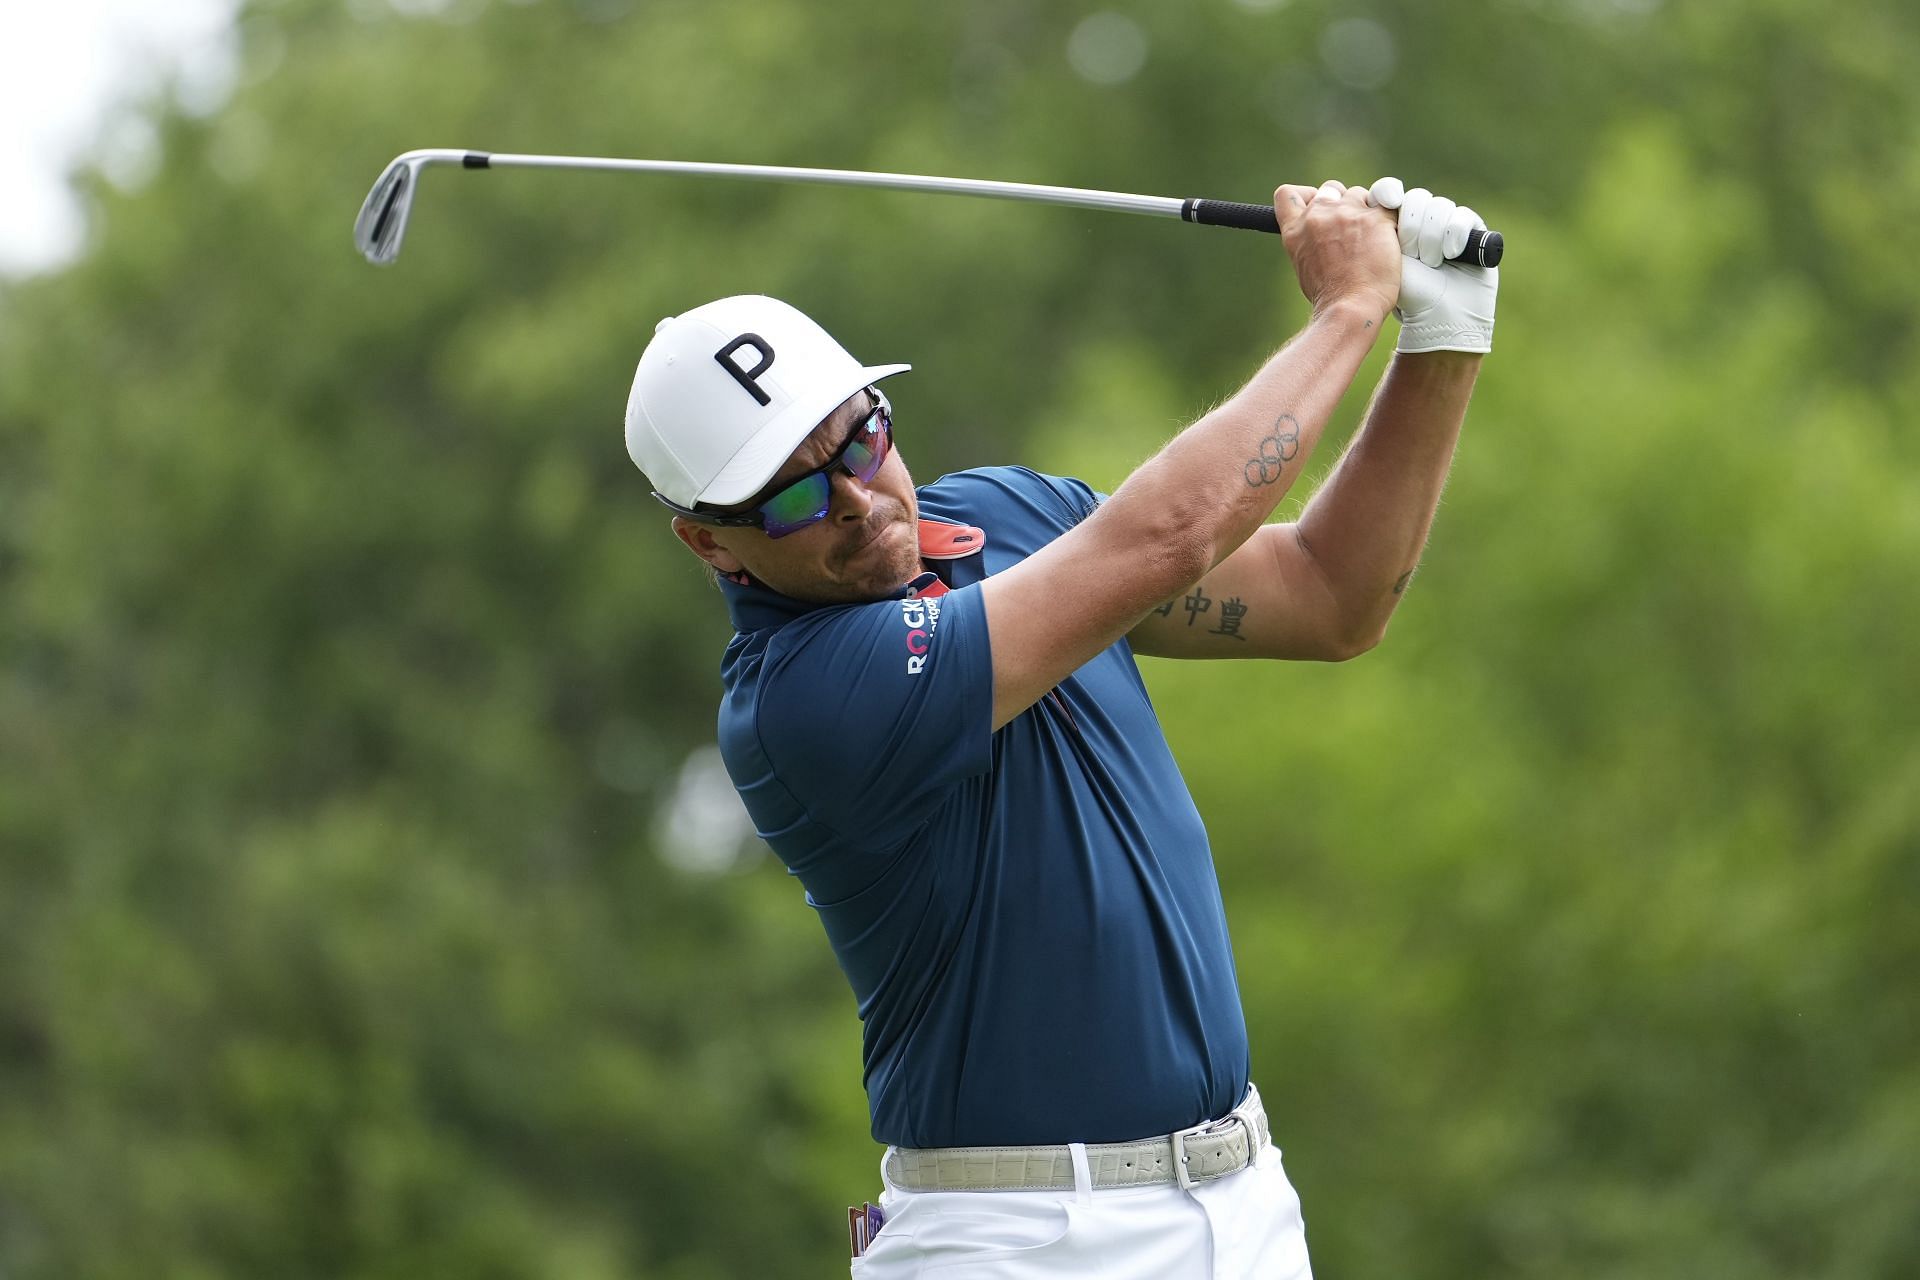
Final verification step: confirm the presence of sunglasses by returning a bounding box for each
[655,391,893,539]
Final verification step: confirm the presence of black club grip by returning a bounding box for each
[1180,198,1504,268]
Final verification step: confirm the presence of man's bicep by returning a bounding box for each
[1127,524,1346,660]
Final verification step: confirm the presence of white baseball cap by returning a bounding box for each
[625,295,910,508]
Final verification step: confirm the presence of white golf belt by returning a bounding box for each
[885,1084,1270,1193]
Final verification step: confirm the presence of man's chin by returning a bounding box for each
[828,522,920,600]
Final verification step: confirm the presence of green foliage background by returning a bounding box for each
[3,0,1916,1275]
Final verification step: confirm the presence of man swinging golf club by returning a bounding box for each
[624,176,1496,1278]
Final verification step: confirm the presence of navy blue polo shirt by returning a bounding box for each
[715,466,1248,1148]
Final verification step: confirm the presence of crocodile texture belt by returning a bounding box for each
[885,1084,1269,1193]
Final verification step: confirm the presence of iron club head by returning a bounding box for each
[353,151,474,265]
[353,156,416,265]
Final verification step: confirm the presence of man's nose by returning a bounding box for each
[829,468,875,522]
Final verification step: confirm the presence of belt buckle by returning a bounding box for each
[1169,1124,1199,1191]
[1170,1111,1254,1191]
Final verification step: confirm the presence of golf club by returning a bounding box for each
[354,149,1504,269]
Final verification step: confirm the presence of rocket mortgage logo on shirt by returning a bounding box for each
[900,595,942,674]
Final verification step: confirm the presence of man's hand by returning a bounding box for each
[1367,177,1498,355]
[1274,180,1402,324]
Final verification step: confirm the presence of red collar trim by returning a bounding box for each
[918,517,986,561]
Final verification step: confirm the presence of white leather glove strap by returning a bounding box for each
[1368,177,1498,355]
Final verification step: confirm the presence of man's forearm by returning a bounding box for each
[1106,301,1383,584]
[1294,350,1481,646]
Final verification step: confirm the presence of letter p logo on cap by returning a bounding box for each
[715,333,776,406]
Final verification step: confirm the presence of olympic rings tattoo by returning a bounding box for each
[1244,414,1302,487]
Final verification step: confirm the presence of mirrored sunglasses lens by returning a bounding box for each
[849,419,888,484]
[759,474,831,537]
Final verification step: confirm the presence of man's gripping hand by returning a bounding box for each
[1367,177,1498,355]
[1274,180,1402,325]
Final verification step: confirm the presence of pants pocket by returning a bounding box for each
[862,1193,1075,1278]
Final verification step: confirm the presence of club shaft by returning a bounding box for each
[475,151,1188,220]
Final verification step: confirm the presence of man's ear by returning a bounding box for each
[671,517,746,574]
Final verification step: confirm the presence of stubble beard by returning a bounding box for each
[821,506,920,603]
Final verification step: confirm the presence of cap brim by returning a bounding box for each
[696,364,911,507]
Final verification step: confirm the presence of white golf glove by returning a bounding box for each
[1368,176,1497,354]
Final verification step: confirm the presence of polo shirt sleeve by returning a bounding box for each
[753,583,993,850]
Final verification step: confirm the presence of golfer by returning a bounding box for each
[624,177,1496,1278]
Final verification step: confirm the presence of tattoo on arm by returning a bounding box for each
[1244,413,1302,488]
[1209,595,1250,639]
[1149,591,1250,640]
[1392,569,1414,596]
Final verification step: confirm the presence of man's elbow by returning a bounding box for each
[1319,615,1388,662]
[1082,489,1216,604]
[1134,521,1217,603]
